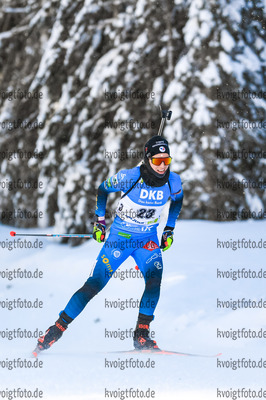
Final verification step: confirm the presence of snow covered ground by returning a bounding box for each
[0,219,265,400]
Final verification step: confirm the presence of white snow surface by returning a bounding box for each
[0,220,265,399]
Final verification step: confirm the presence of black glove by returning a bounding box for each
[160,226,174,252]
[92,216,106,243]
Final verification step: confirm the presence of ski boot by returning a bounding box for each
[133,313,160,351]
[33,312,73,357]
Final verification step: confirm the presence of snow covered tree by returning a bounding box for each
[0,0,265,237]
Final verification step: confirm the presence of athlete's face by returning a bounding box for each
[149,153,170,174]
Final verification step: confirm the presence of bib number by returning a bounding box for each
[137,208,156,219]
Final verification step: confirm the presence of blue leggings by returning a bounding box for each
[62,228,163,320]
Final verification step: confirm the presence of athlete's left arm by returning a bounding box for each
[160,174,183,251]
[165,174,183,229]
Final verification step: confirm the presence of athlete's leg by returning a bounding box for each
[132,236,163,317]
[131,235,163,350]
[35,230,133,354]
[62,232,132,320]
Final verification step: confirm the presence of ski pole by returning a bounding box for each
[10,231,93,238]
[157,108,172,137]
[137,107,172,167]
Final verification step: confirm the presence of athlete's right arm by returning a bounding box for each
[93,174,123,243]
[95,168,138,218]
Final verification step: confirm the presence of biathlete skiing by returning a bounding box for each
[34,135,183,355]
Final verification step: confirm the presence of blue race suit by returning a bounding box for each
[62,166,183,320]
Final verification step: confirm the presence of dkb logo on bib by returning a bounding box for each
[140,189,163,200]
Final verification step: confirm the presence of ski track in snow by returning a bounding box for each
[0,220,265,399]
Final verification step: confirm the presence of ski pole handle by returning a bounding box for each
[10,231,93,238]
[136,108,172,166]
[157,109,172,136]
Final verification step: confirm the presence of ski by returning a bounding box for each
[32,346,42,358]
[108,349,222,358]
[32,345,221,358]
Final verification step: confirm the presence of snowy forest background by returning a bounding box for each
[0,0,265,237]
